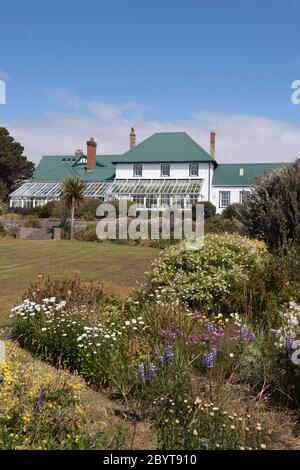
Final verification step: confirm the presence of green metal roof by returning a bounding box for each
[212,163,288,186]
[112,132,216,164]
[32,155,118,182]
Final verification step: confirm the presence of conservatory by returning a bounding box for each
[10,178,204,210]
[111,178,204,209]
[9,181,114,208]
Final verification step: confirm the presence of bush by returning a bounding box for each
[205,214,240,234]
[24,215,42,228]
[11,206,40,217]
[38,200,59,218]
[75,198,103,221]
[74,224,99,242]
[146,234,267,314]
[222,203,243,220]
[192,201,216,221]
[240,161,300,251]
[0,342,124,450]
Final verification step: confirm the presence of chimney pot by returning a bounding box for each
[130,127,136,149]
[87,137,97,171]
[210,131,216,159]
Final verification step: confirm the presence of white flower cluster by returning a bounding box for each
[10,298,66,319]
[77,323,121,354]
[271,301,300,349]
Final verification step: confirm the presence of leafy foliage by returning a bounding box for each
[0,128,34,194]
[240,161,300,251]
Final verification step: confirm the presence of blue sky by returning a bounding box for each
[0,0,300,162]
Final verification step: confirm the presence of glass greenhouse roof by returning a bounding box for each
[10,181,113,199]
[111,179,203,195]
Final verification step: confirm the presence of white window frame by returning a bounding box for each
[161,164,170,177]
[239,190,250,204]
[189,163,199,177]
[219,191,231,208]
[133,163,143,177]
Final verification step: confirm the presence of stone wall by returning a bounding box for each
[0,219,98,240]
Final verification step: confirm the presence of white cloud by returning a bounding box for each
[2,100,300,164]
[0,70,9,82]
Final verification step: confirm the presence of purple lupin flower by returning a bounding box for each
[153,345,164,365]
[138,364,146,383]
[192,312,201,320]
[202,352,216,369]
[33,385,46,416]
[164,345,175,367]
[240,325,250,342]
[286,335,294,351]
[147,363,156,381]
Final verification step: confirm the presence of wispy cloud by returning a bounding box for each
[3,97,300,164]
[0,70,9,82]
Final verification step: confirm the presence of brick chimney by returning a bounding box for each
[87,137,97,171]
[130,127,136,149]
[210,131,216,159]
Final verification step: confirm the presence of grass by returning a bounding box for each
[0,239,159,327]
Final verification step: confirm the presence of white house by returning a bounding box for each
[9,129,286,213]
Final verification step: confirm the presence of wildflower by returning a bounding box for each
[164,346,175,367]
[146,363,156,381]
[240,325,249,342]
[260,444,267,449]
[202,351,216,369]
[229,353,234,358]
[249,333,256,342]
[193,429,198,436]
[34,385,46,416]
[286,335,294,351]
[153,345,164,365]
[138,364,146,384]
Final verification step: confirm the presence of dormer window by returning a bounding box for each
[133,163,143,177]
[161,164,170,177]
[189,163,199,177]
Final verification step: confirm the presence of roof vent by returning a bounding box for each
[239,168,244,176]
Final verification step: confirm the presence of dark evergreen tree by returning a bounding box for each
[0,127,34,195]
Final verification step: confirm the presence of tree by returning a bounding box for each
[61,176,85,240]
[240,161,300,251]
[0,179,7,201]
[0,128,34,195]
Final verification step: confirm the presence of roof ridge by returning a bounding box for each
[182,132,214,160]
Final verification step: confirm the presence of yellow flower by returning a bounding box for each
[193,429,198,436]
[260,444,267,449]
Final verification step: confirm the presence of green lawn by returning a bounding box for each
[0,240,159,327]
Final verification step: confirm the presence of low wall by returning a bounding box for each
[1,219,98,239]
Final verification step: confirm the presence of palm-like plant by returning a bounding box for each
[61,176,85,240]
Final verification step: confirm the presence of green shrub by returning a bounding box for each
[24,215,42,228]
[38,200,58,218]
[74,224,99,242]
[222,203,243,220]
[240,161,299,251]
[146,234,267,314]
[192,201,216,221]
[205,215,240,234]
[75,198,103,221]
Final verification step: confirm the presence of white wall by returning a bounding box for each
[115,162,214,201]
[211,186,251,214]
